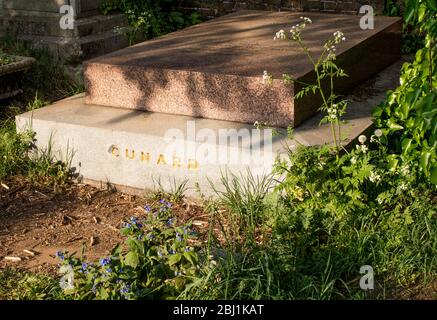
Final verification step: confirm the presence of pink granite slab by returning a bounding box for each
[84,10,401,127]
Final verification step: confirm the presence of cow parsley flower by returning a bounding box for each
[369,172,381,183]
[274,29,286,40]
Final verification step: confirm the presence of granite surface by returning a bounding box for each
[85,10,401,127]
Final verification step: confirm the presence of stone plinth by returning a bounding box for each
[1,0,129,60]
[85,10,401,128]
[16,58,402,197]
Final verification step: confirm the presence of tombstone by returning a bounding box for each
[0,0,129,60]
[16,10,402,197]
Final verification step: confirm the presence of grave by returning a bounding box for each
[16,10,402,197]
[85,11,401,127]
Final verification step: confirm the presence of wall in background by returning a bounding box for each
[179,0,386,19]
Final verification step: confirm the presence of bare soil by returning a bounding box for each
[0,177,207,275]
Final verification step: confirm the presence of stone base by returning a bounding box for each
[85,10,401,128]
[2,10,129,61]
[16,59,401,197]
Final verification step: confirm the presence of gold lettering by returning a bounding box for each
[157,154,167,165]
[141,152,151,163]
[173,157,182,168]
[187,159,199,170]
[111,146,120,157]
[125,149,135,160]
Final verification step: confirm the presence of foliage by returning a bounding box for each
[0,269,64,300]
[374,0,437,184]
[0,50,14,66]
[0,120,73,190]
[58,200,201,300]
[101,0,202,43]
[0,35,83,101]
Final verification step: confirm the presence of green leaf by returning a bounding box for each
[401,138,414,155]
[124,251,140,268]
[404,0,418,24]
[425,0,437,11]
[420,150,432,175]
[387,118,404,131]
[168,253,182,266]
[183,251,198,266]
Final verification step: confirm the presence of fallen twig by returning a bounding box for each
[4,256,21,262]
[23,249,36,256]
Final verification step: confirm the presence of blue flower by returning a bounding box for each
[81,262,88,271]
[158,251,163,257]
[100,257,111,266]
[169,249,176,255]
[176,232,183,242]
[120,284,132,299]
[92,283,98,294]
[147,234,155,240]
[106,268,112,274]
[138,233,144,240]
[184,247,191,252]
[167,218,174,226]
[56,251,65,261]
[144,205,151,212]
[183,226,190,234]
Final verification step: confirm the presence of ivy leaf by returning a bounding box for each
[387,118,404,131]
[420,150,432,175]
[401,138,414,155]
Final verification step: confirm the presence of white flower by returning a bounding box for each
[356,144,368,153]
[374,129,383,137]
[400,165,410,175]
[274,29,287,40]
[399,182,408,191]
[351,156,357,164]
[300,16,312,24]
[358,135,367,144]
[332,31,346,44]
[369,172,381,183]
[377,197,383,205]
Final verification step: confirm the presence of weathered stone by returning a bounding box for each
[1,1,129,61]
[85,10,401,128]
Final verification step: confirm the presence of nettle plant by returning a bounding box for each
[57,200,200,300]
[268,17,348,152]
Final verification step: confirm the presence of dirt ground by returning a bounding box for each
[0,177,207,275]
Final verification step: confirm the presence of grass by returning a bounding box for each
[0,36,82,189]
[0,269,64,300]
